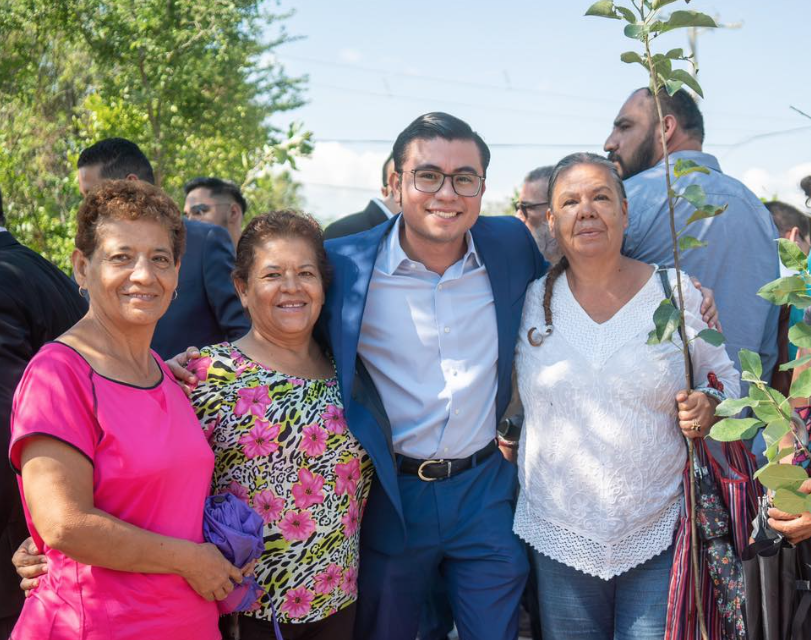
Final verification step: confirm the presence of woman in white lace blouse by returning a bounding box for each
[513,153,739,639]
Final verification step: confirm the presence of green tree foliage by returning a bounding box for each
[0,0,312,271]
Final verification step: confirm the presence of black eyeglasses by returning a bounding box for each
[514,200,548,217]
[406,169,484,197]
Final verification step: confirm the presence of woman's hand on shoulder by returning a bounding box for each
[179,542,244,602]
[690,277,721,331]
[676,389,718,439]
[166,347,202,397]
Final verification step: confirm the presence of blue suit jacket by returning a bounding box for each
[152,219,250,359]
[322,215,547,554]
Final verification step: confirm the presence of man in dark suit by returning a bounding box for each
[322,113,547,639]
[75,138,249,358]
[0,187,88,636]
[324,152,399,239]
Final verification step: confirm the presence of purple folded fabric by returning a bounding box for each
[203,493,265,614]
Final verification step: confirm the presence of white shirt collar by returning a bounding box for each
[371,197,395,219]
[0,226,7,234]
[381,215,480,276]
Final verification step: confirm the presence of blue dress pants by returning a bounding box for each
[354,451,529,640]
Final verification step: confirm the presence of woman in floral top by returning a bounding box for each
[189,211,372,640]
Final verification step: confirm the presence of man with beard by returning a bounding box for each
[604,87,779,380]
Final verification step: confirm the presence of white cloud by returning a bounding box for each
[293,142,387,223]
[741,162,811,210]
[338,48,362,64]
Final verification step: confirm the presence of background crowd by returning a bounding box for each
[1,83,810,640]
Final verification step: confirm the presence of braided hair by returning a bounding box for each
[528,153,624,347]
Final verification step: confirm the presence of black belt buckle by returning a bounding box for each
[417,459,452,481]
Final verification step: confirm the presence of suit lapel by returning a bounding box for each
[335,217,398,408]
[470,221,511,405]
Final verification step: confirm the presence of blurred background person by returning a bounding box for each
[183,176,247,248]
[0,187,87,637]
[8,180,241,640]
[515,165,561,263]
[324,152,399,239]
[766,200,810,275]
[76,138,249,358]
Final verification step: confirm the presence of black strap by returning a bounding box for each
[657,268,694,388]
[792,590,811,638]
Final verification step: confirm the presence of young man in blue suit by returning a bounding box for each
[322,112,548,640]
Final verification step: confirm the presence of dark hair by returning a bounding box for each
[76,180,185,263]
[638,87,705,144]
[538,152,627,335]
[547,152,626,205]
[183,176,248,215]
[525,166,554,186]
[392,112,491,177]
[381,152,394,188]
[765,200,810,239]
[801,176,811,199]
[0,186,5,227]
[233,210,331,291]
[78,138,155,184]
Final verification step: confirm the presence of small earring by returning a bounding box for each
[172,289,179,301]
[78,284,88,299]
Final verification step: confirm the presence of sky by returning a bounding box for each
[265,1,811,225]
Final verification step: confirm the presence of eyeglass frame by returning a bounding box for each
[403,169,485,197]
[513,200,549,217]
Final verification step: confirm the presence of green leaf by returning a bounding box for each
[679,184,706,209]
[665,47,685,59]
[765,441,795,464]
[696,328,725,347]
[661,10,718,31]
[778,238,808,272]
[710,417,762,442]
[739,349,763,380]
[758,463,808,491]
[757,275,808,306]
[664,78,684,96]
[673,158,710,178]
[715,396,757,417]
[678,234,706,252]
[774,488,808,515]
[669,68,704,99]
[685,203,727,226]
[789,322,811,349]
[652,0,679,9]
[620,51,644,65]
[646,299,681,345]
[624,23,646,39]
[651,54,672,78]
[615,5,637,23]
[585,1,620,18]
[780,354,811,372]
[749,385,790,424]
[763,419,791,447]
[791,367,811,399]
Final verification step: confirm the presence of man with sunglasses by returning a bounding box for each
[323,112,547,640]
[183,176,247,248]
[514,166,561,263]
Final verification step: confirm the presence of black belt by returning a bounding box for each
[397,439,499,481]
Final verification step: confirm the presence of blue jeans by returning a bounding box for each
[533,545,673,640]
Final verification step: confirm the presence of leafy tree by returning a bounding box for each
[0,0,311,271]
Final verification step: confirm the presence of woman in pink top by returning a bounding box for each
[8,180,242,639]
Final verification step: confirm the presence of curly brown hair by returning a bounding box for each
[75,180,185,262]
[233,210,331,291]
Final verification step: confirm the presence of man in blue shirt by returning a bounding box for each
[604,88,779,381]
[324,112,546,640]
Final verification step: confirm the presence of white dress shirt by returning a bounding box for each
[357,216,498,460]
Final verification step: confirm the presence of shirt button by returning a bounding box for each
[454,409,460,415]
[438,284,443,291]
[444,326,450,333]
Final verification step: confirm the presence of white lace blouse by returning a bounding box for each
[513,267,740,580]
